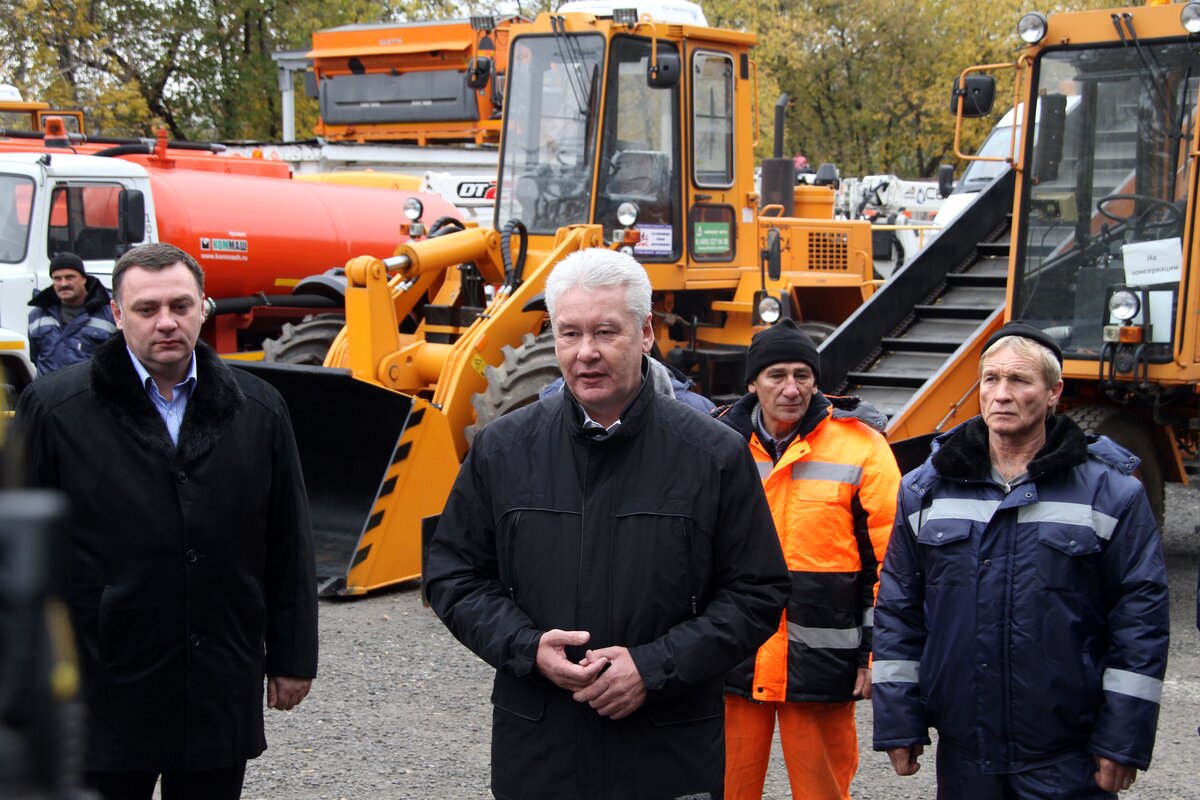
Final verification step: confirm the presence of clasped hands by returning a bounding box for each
[535,629,647,720]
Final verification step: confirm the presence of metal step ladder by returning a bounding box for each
[844,234,1009,419]
[819,168,1016,447]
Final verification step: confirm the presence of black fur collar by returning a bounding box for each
[89,334,244,466]
[931,414,1089,481]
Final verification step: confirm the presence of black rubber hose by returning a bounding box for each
[93,143,154,158]
[500,219,528,289]
[94,141,225,157]
[428,216,466,238]
[211,294,340,315]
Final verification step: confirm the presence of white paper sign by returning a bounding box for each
[1118,238,1180,343]
[1122,237,1182,286]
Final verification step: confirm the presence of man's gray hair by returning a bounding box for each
[981,334,1062,386]
[544,248,652,329]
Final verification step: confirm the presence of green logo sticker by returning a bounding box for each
[694,222,730,254]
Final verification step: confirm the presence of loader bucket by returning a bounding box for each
[229,362,461,597]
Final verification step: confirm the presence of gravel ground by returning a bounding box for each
[241,485,1200,800]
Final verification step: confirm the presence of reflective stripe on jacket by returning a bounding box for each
[872,415,1169,772]
[718,392,900,703]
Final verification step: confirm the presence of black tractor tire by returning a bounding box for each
[466,331,560,446]
[797,320,837,345]
[262,313,346,366]
[1066,405,1165,527]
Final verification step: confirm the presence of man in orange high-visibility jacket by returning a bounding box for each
[715,319,901,800]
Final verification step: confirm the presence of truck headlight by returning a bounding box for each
[1182,2,1200,33]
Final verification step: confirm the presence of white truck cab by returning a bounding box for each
[0,152,152,392]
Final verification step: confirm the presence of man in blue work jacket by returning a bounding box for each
[27,252,116,375]
[872,321,1170,798]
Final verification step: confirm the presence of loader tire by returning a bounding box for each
[797,320,837,345]
[262,313,346,366]
[466,331,560,446]
[1066,405,1164,527]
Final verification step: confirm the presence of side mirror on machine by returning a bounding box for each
[950,74,995,118]
[648,50,680,88]
[119,189,146,244]
[937,164,955,199]
[763,227,782,282]
[813,163,840,189]
[466,57,493,91]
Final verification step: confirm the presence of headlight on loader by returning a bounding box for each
[757,296,783,325]
[1182,2,1200,33]
[1108,289,1140,323]
[403,197,424,222]
[1018,12,1048,44]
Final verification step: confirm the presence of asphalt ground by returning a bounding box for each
[241,484,1200,799]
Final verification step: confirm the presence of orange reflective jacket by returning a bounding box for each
[719,393,900,703]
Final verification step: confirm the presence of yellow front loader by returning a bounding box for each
[241,2,883,596]
[820,1,1200,525]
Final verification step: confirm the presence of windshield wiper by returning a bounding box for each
[1112,12,1184,139]
[548,15,590,115]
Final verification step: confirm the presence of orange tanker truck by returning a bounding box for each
[0,130,460,392]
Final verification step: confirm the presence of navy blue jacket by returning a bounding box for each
[872,414,1169,771]
[27,276,116,375]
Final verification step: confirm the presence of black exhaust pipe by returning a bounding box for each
[760,93,794,217]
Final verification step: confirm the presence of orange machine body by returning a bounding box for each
[309,17,524,145]
[144,166,459,300]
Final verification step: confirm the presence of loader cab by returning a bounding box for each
[493,4,752,268]
[1011,34,1200,368]
[494,25,684,256]
[495,31,605,235]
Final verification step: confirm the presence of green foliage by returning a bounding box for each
[0,0,465,140]
[0,0,1143,162]
[714,0,1121,177]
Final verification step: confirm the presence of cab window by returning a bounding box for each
[692,52,734,188]
[594,36,681,260]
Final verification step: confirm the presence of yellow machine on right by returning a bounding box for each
[821,1,1200,522]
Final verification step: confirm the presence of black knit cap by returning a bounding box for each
[745,318,820,385]
[983,320,1063,365]
[49,252,86,278]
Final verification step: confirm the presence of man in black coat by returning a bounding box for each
[16,243,318,800]
[425,248,790,800]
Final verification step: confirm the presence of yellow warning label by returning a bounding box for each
[471,353,487,377]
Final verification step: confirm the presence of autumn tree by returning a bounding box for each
[0,0,1128,154]
[0,0,477,140]
[708,0,1122,177]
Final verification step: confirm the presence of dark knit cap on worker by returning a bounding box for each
[745,318,820,384]
[983,320,1063,365]
[49,252,86,278]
